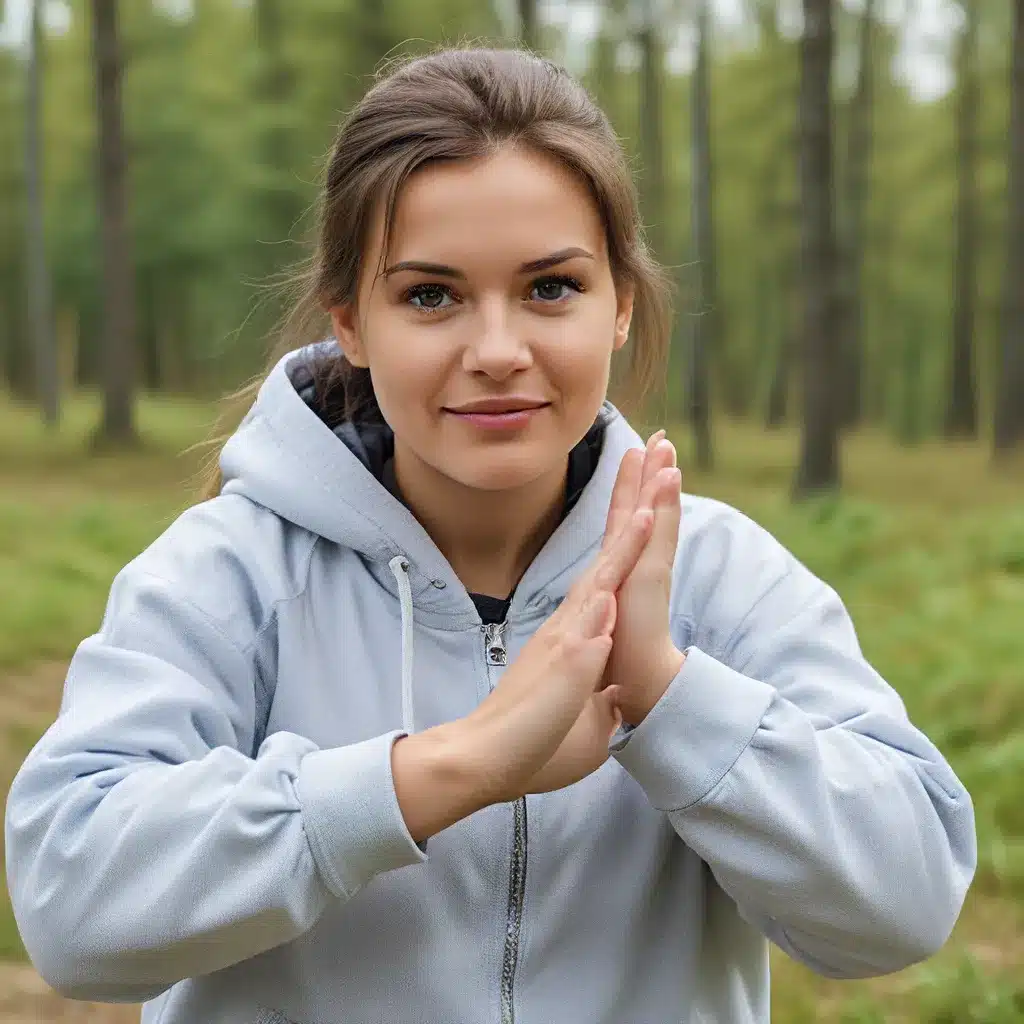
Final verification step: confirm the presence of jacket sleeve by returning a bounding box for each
[610,513,977,980]
[3,518,426,1003]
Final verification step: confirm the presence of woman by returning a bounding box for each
[5,48,975,1024]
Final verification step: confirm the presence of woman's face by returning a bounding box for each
[330,146,633,493]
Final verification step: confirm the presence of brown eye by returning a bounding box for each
[407,284,454,311]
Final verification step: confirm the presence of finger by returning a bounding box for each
[592,686,623,736]
[633,458,672,513]
[642,436,675,491]
[602,686,624,736]
[653,467,683,551]
[578,590,616,640]
[601,449,644,551]
[558,501,653,621]
[592,507,654,593]
[567,632,614,688]
[634,467,682,574]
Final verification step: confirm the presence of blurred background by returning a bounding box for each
[0,0,1022,1020]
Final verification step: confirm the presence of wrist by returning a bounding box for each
[624,645,687,727]
[391,722,493,843]
[447,713,517,807]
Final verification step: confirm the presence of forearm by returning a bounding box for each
[613,648,976,977]
[391,724,493,844]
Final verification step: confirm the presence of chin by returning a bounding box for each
[440,444,565,494]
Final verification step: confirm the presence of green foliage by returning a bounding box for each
[833,965,1024,1024]
[1,0,506,397]
[914,956,1024,1023]
[0,1,1013,433]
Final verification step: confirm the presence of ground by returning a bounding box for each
[1,393,1023,1021]
[0,964,139,1023]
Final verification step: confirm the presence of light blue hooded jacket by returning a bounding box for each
[5,344,975,1024]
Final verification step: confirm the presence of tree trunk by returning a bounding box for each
[837,0,875,430]
[945,0,980,438]
[688,0,714,470]
[253,0,303,255]
[25,0,59,427]
[765,329,791,427]
[590,5,622,134]
[139,268,160,392]
[354,0,395,79]
[637,4,666,262]
[1,284,33,399]
[765,245,799,428]
[518,0,538,51]
[994,0,1024,455]
[794,0,840,496]
[759,4,796,430]
[896,304,925,446]
[90,0,138,446]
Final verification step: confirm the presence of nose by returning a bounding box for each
[461,296,533,380]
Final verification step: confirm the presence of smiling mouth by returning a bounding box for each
[445,399,551,415]
[443,400,550,431]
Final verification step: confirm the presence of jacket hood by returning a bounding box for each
[219,341,646,622]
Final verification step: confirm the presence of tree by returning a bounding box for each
[91,0,138,444]
[754,1,799,429]
[945,0,980,438]
[249,0,306,332]
[837,0,876,430]
[688,0,714,469]
[636,0,666,262]
[0,44,31,398]
[794,0,840,495]
[994,0,1024,455]
[254,0,300,226]
[588,0,626,134]
[25,0,59,426]
[518,0,538,50]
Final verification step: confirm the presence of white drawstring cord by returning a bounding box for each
[388,555,416,735]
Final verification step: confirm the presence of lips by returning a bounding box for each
[445,399,550,415]
[443,399,550,432]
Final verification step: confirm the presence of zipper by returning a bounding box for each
[483,622,509,668]
[481,621,528,1024]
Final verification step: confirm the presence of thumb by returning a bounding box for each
[579,590,616,640]
[568,631,614,686]
[595,685,624,739]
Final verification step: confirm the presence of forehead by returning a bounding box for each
[376,147,608,268]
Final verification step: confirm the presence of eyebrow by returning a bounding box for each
[380,246,595,280]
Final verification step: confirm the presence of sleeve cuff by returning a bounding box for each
[297,731,428,899]
[610,646,776,811]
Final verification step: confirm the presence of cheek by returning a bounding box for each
[543,309,618,392]
[364,330,449,427]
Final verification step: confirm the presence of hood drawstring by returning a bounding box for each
[388,555,416,735]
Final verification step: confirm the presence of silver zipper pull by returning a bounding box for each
[483,622,508,666]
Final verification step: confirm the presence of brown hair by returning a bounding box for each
[197,46,671,500]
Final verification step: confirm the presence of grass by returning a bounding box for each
[1,390,1023,1019]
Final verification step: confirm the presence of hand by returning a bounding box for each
[460,479,656,806]
[601,431,686,726]
[520,443,680,793]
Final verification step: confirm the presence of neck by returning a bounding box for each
[392,445,568,599]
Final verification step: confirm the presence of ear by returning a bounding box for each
[329,304,369,368]
[613,281,635,353]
